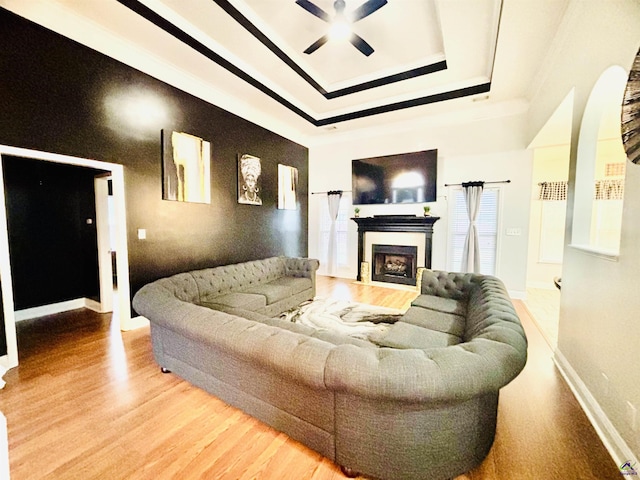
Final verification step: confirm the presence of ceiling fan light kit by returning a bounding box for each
[328,19,351,42]
[296,0,388,56]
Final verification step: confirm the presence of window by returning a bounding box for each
[448,187,500,275]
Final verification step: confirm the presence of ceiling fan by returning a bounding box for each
[295,0,387,57]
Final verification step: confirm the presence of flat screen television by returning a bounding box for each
[352,149,437,205]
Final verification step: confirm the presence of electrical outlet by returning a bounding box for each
[601,372,610,397]
[626,401,638,432]
[137,228,147,240]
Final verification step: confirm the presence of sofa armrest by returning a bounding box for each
[325,332,527,403]
[282,257,320,295]
[135,282,334,390]
[282,257,319,277]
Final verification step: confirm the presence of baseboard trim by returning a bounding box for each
[14,297,113,321]
[15,298,86,322]
[526,281,558,290]
[554,350,637,468]
[123,315,150,331]
[508,289,526,300]
[84,298,105,313]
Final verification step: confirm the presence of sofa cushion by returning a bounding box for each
[244,277,313,305]
[401,306,466,338]
[369,321,461,349]
[411,294,467,316]
[200,292,267,311]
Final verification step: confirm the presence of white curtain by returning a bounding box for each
[460,182,484,273]
[326,191,342,276]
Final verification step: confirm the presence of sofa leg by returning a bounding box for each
[160,367,171,374]
[340,466,358,478]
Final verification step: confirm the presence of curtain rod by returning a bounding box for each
[444,180,511,187]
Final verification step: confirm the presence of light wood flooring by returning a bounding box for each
[0,276,621,479]
[523,287,561,349]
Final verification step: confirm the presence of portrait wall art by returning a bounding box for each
[162,130,211,204]
[237,154,262,205]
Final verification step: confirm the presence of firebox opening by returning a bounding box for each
[372,244,418,286]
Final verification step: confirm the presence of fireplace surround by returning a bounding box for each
[352,215,440,283]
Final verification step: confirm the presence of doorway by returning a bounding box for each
[524,92,572,348]
[0,145,132,371]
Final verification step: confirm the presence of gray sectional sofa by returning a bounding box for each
[132,257,528,480]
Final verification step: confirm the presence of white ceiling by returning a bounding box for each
[1,0,570,144]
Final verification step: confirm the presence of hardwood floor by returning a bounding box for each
[0,276,621,479]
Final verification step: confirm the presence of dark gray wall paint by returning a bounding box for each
[0,8,309,323]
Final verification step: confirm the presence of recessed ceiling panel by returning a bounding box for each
[239,0,445,88]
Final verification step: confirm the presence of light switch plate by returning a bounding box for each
[137,228,146,240]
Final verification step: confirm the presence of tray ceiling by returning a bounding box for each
[0,0,569,140]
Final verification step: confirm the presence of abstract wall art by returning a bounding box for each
[162,130,211,203]
[278,164,298,210]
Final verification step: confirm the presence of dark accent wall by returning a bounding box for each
[3,156,103,310]
[0,9,308,317]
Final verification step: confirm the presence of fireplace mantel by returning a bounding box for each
[352,215,440,282]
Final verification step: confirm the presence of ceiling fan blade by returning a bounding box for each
[304,35,330,54]
[350,33,374,56]
[350,0,387,22]
[295,0,331,22]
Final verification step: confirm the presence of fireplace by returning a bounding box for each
[352,215,439,283]
[372,244,418,286]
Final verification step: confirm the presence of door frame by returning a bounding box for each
[0,145,132,370]
[94,175,114,314]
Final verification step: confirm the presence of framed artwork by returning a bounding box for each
[162,130,211,203]
[238,154,262,205]
[278,164,298,210]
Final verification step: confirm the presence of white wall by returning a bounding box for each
[309,109,533,295]
[526,0,640,463]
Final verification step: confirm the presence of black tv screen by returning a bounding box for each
[352,149,437,205]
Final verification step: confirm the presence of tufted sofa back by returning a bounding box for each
[190,257,287,304]
[465,275,522,342]
[155,273,200,304]
[418,269,481,300]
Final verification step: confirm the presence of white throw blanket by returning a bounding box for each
[280,298,402,340]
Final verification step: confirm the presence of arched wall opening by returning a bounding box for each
[572,66,629,255]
